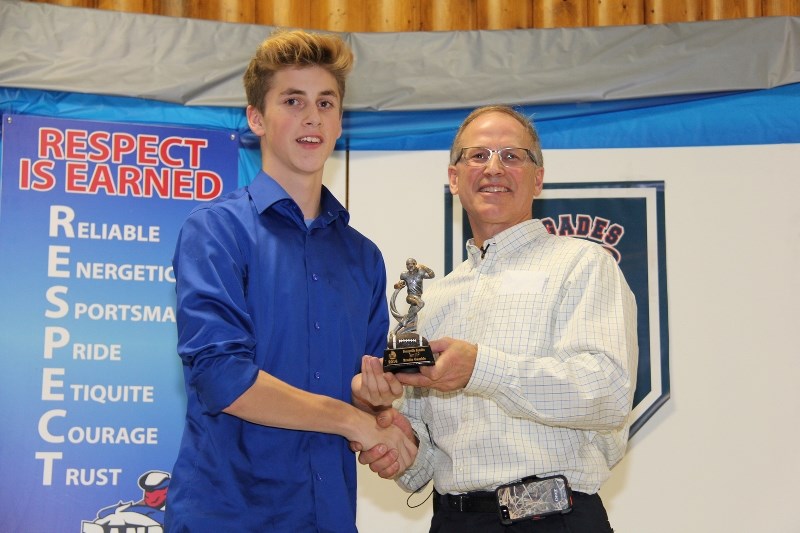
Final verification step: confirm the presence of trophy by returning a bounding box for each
[384,258,437,373]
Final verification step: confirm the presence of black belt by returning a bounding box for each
[436,488,590,514]
[435,489,498,513]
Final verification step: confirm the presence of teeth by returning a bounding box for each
[298,137,321,143]
[480,186,509,192]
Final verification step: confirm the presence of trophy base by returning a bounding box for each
[383,333,436,373]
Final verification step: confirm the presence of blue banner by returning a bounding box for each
[0,115,238,531]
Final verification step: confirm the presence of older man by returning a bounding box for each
[354,105,638,533]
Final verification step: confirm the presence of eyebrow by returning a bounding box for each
[279,87,339,99]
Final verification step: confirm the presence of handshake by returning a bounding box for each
[349,355,415,479]
[349,337,479,479]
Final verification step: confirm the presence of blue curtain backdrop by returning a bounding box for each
[3,83,799,186]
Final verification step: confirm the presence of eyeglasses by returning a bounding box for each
[457,147,539,168]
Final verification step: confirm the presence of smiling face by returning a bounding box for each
[246,66,343,187]
[448,111,544,246]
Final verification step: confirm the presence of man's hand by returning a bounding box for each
[395,337,477,392]
[352,408,417,479]
[351,355,404,412]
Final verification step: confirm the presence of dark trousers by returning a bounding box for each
[430,491,614,533]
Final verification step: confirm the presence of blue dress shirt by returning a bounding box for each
[166,171,389,532]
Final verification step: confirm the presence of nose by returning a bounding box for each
[305,106,322,126]
[483,151,504,174]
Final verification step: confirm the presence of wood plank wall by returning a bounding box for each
[26,0,800,30]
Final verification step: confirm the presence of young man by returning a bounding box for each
[166,30,416,532]
[355,105,638,532]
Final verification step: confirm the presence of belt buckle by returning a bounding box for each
[449,494,467,512]
[456,495,468,512]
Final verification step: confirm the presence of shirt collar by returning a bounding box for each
[466,219,551,266]
[247,170,350,228]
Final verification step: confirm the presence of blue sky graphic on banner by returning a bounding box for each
[446,182,669,437]
[0,114,238,531]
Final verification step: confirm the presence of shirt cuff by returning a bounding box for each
[192,354,259,415]
[396,420,435,493]
[464,344,510,398]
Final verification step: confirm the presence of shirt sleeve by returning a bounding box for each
[465,246,639,432]
[172,205,259,415]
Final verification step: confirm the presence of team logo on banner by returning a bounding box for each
[540,214,625,262]
[444,181,670,436]
[81,470,170,532]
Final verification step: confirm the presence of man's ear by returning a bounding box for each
[448,165,459,195]
[532,166,545,197]
[246,105,265,136]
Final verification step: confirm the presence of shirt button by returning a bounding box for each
[312,273,319,281]
[316,473,323,481]
[314,372,321,380]
[314,321,321,330]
